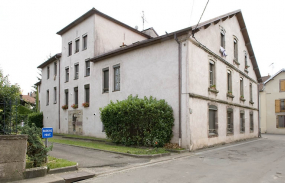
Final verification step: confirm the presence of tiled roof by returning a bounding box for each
[22,95,36,104]
[264,68,285,85]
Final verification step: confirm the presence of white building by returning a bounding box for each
[37,8,262,150]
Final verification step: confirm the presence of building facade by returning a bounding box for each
[260,69,285,134]
[37,8,261,150]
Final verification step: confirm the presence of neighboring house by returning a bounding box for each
[37,8,261,150]
[260,69,285,134]
[20,93,36,106]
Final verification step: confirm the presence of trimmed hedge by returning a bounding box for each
[100,95,174,147]
[28,112,43,128]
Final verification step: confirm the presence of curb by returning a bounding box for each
[165,149,188,153]
[61,136,109,143]
[48,163,78,174]
[23,166,47,179]
[52,142,171,158]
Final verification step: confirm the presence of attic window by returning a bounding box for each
[221,32,225,48]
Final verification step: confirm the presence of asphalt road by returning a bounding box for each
[48,141,150,168]
[81,134,285,183]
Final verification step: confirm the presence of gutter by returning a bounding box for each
[174,33,182,147]
[55,55,60,130]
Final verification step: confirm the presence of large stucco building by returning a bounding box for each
[260,69,285,134]
[37,8,262,150]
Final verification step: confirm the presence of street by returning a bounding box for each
[80,134,285,183]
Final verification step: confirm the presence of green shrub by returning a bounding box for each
[28,112,43,128]
[18,105,33,124]
[20,124,52,167]
[100,95,174,147]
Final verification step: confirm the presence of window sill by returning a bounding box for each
[240,97,246,102]
[64,81,69,83]
[240,131,245,134]
[112,90,120,92]
[74,78,78,80]
[75,51,79,54]
[227,93,235,98]
[53,102,57,104]
[208,134,218,138]
[226,133,234,136]
[208,87,219,94]
[244,68,249,73]
[102,91,109,94]
[84,75,90,77]
[82,48,87,51]
[233,59,240,65]
[250,130,254,133]
[249,100,254,104]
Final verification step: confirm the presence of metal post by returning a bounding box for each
[45,138,48,163]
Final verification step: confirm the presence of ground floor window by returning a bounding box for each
[227,108,233,134]
[240,110,245,133]
[250,112,254,132]
[277,115,285,128]
[209,105,218,136]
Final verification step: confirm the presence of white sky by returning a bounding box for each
[0,0,284,94]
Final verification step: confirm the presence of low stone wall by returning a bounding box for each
[0,135,28,182]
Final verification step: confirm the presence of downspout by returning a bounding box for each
[55,55,60,130]
[174,33,182,147]
[258,82,262,138]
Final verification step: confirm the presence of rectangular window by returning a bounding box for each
[221,33,225,48]
[227,71,232,92]
[74,87,78,105]
[47,66,50,79]
[65,67,69,82]
[209,62,215,86]
[85,61,90,76]
[75,39,79,53]
[240,78,244,97]
[68,42,72,56]
[250,83,253,101]
[85,84,90,104]
[103,68,109,93]
[83,35,87,50]
[209,105,218,136]
[227,108,233,134]
[54,87,57,104]
[277,115,285,128]
[281,99,285,111]
[280,80,285,92]
[74,64,79,79]
[65,89,68,106]
[240,112,245,133]
[245,54,248,67]
[234,39,238,62]
[114,65,120,91]
[54,62,57,76]
[250,113,254,132]
[46,90,49,106]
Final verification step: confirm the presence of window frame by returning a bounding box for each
[249,83,253,102]
[47,66,50,79]
[280,79,285,92]
[281,99,285,112]
[74,63,79,80]
[85,60,90,77]
[240,110,245,133]
[113,64,120,91]
[65,67,69,82]
[82,34,87,50]
[74,87,78,105]
[209,60,215,87]
[54,62,57,76]
[75,38,79,53]
[84,84,90,104]
[277,115,285,128]
[234,38,238,62]
[250,111,254,132]
[68,42,72,56]
[227,70,232,93]
[208,104,218,136]
[46,90,49,106]
[240,77,244,97]
[103,67,109,93]
[54,87,57,104]
[221,32,225,48]
[65,89,68,106]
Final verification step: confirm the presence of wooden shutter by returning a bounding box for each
[276,100,281,113]
[280,80,285,92]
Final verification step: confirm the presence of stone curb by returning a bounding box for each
[48,163,78,174]
[23,166,47,179]
[52,142,171,158]
[61,136,108,143]
[165,149,188,153]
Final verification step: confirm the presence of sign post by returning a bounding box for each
[42,127,53,163]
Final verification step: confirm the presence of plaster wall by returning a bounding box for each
[263,72,285,134]
[260,91,267,133]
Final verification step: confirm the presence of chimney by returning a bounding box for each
[28,93,29,96]
[120,42,127,48]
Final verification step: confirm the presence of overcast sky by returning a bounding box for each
[0,0,284,94]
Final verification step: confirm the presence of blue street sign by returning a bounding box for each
[42,127,53,138]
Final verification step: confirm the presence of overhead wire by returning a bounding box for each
[192,0,209,38]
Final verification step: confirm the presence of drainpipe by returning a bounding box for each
[55,54,60,130]
[258,83,261,138]
[174,33,182,147]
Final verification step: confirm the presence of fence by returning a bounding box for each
[0,99,19,135]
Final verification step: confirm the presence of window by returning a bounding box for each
[234,38,238,62]
[103,68,109,93]
[85,61,90,76]
[280,80,285,92]
[54,87,57,104]
[47,66,50,79]
[74,64,79,79]
[74,87,78,105]
[75,39,79,53]
[245,52,248,67]
[277,115,285,128]
[68,42,72,56]
[83,34,87,50]
[85,84,90,104]
[221,32,225,48]
[240,111,245,133]
[240,78,244,98]
[114,64,120,91]
[227,70,232,93]
[250,112,254,132]
[65,67,69,82]
[54,62,57,76]
[65,89,68,106]
[227,108,233,134]
[275,99,285,112]
[209,61,215,87]
[249,83,253,102]
[209,105,218,136]
[46,90,49,105]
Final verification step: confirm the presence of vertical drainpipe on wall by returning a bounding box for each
[174,33,182,147]
[258,83,261,137]
[55,55,60,130]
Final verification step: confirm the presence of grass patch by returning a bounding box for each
[54,133,111,142]
[49,138,168,155]
[26,155,76,169]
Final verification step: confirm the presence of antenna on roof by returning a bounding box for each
[141,11,148,30]
[269,63,274,75]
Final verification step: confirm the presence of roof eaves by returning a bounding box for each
[264,68,285,85]
[37,53,61,69]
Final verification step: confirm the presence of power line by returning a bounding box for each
[189,0,195,26]
[192,0,209,37]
